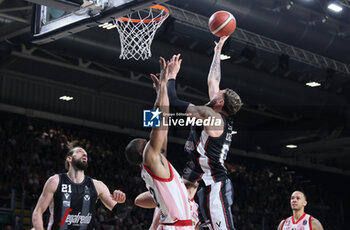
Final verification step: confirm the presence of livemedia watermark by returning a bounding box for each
[143,109,222,128]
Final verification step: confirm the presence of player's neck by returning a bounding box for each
[292,209,305,222]
[215,107,228,117]
[67,168,85,183]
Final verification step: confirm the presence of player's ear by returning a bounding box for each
[66,155,72,163]
[303,200,307,207]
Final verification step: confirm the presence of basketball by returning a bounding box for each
[208,11,236,37]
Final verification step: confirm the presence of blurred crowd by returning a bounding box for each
[0,112,347,230]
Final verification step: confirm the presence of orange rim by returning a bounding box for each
[118,5,169,23]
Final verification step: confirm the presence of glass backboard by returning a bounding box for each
[31,0,168,44]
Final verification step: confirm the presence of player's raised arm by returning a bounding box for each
[167,54,191,114]
[150,73,168,157]
[166,54,222,121]
[143,57,169,167]
[208,36,229,100]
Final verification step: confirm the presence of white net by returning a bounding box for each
[114,5,169,60]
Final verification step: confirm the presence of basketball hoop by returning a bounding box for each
[114,5,169,60]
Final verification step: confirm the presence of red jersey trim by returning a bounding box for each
[292,213,306,225]
[309,215,313,230]
[161,219,192,226]
[281,219,287,229]
[143,161,174,182]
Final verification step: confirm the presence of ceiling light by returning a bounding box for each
[286,144,297,148]
[232,131,237,134]
[328,3,343,12]
[322,16,328,23]
[286,1,294,10]
[220,54,231,60]
[59,96,74,101]
[306,81,321,87]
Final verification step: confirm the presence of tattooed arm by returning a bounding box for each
[208,36,229,100]
[311,217,324,230]
[186,104,224,137]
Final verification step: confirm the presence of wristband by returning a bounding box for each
[112,203,128,219]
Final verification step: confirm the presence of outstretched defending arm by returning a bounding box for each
[150,72,168,157]
[167,54,190,113]
[143,57,169,170]
[207,36,229,100]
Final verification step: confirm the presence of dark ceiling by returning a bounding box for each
[0,0,350,173]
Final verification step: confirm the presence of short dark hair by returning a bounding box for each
[223,88,242,116]
[125,138,145,165]
[294,190,307,201]
[184,180,198,189]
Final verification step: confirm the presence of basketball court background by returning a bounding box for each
[0,0,349,229]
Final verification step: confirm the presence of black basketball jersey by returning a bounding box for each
[48,173,98,230]
[184,113,233,185]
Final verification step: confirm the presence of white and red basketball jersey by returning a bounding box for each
[141,161,193,229]
[190,198,199,228]
[149,208,161,230]
[149,199,199,230]
[281,213,313,230]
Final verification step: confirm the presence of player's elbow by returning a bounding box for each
[134,196,147,208]
[134,197,141,207]
[134,196,156,209]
